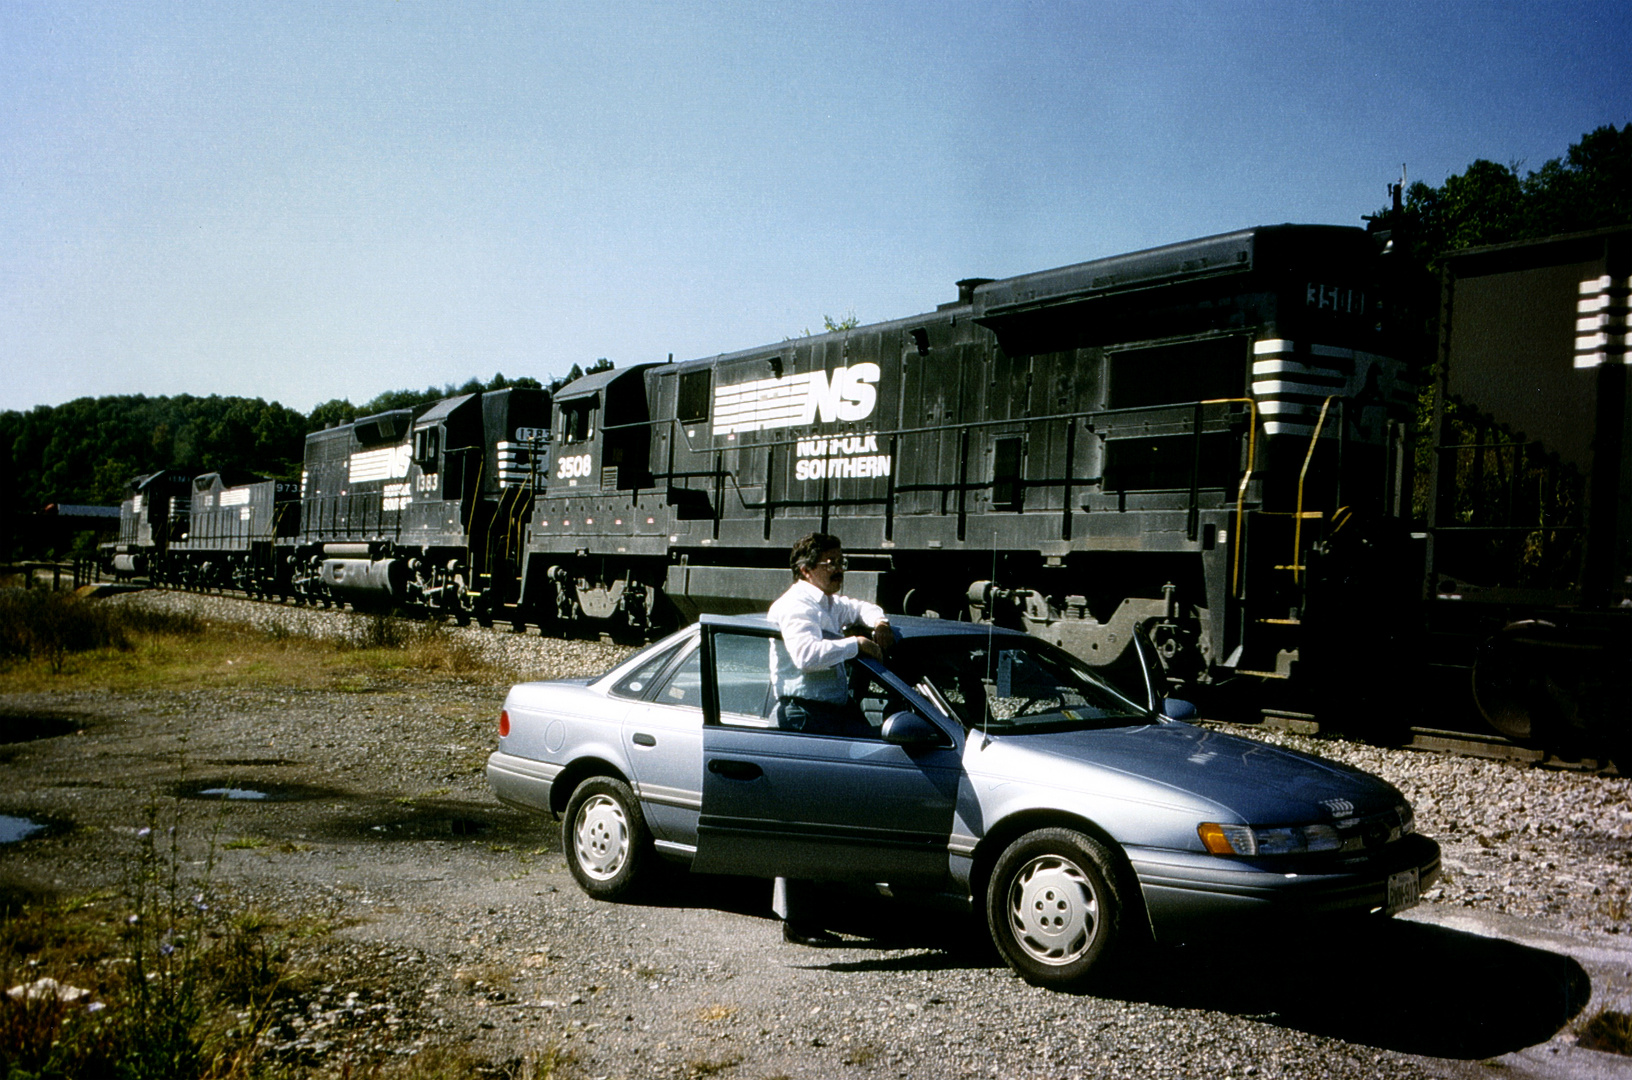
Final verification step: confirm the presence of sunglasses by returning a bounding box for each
[812,557,849,570]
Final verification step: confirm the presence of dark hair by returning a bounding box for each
[790,532,842,576]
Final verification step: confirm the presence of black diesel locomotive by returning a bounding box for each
[105,387,549,625]
[104,222,1629,753]
[521,224,1420,718]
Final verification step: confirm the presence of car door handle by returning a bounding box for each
[632,733,657,747]
[707,758,764,781]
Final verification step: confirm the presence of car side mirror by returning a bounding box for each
[881,711,951,749]
[1160,697,1198,721]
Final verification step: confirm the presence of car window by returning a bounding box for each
[713,633,776,726]
[609,640,688,700]
[849,664,915,738]
[891,637,1148,734]
[654,646,703,708]
[706,629,922,739]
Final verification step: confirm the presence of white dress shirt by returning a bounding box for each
[768,579,888,704]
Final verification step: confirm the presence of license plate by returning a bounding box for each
[1386,868,1420,914]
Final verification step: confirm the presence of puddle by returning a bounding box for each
[326,806,514,842]
[0,816,47,844]
[0,712,83,744]
[174,780,333,803]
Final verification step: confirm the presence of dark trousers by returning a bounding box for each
[776,696,867,736]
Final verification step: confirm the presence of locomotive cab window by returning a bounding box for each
[677,369,712,425]
[560,402,596,445]
[413,428,441,473]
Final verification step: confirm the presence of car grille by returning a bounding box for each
[1334,806,1410,853]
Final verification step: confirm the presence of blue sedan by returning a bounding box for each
[487,614,1440,989]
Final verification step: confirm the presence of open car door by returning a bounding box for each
[689,616,963,888]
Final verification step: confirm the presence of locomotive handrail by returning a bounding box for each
[625,400,1263,558]
[1197,397,1259,598]
[1293,396,1340,584]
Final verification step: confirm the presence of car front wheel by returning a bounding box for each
[562,776,651,901]
[985,827,1125,989]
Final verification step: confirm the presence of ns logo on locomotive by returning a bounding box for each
[100,222,1632,754]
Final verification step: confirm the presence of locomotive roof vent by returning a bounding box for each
[940,277,994,310]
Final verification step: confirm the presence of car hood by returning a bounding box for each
[977,721,1401,823]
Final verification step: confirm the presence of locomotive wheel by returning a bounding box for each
[1473,620,1569,744]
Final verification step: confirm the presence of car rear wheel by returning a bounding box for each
[986,827,1125,989]
[563,776,651,901]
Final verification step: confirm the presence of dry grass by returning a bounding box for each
[0,596,506,695]
[684,1053,742,1078]
[1579,1008,1632,1055]
[0,879,296,1079]
[695,1003,737,1022]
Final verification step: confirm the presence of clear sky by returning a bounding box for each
[2,1,1627,414]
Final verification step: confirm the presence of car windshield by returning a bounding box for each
[888,636,1151,734]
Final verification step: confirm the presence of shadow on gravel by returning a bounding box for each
[1118,916,1590,1060]
[636,876,1000,957]
[0,710,85,743]
[640,877,1587,1059]
[320,802,538,842]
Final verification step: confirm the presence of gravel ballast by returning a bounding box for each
[2,589,1628,1079]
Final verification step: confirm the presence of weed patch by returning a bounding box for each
[0,813,293,1079]
[0,589,203,673]
[1579,1008,1632,1055]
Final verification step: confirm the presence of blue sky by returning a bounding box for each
[2,1,1627,414]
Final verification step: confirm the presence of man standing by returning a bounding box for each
[767,532,894,945]
[769,532,895,733]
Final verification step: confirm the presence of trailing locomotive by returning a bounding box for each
[104,386,551,626]
[293,387,548,624]
[520,224,1422,720]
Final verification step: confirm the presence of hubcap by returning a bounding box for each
[1006,855,1097,965]
[573,794,628,881]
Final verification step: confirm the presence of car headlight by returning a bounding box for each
[1198,821,1343,856]
[1396,803,1415,836]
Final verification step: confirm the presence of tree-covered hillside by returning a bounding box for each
[0,371,559,514]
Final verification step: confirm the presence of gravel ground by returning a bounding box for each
[3,589,1630,1079]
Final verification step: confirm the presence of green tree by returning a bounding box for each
[1372,123,1632,272]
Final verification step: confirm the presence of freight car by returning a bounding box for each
[517,224,1422,721]
[1418,225,1631,762]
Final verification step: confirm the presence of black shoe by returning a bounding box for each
[782,922,843,947]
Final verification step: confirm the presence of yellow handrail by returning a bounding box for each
[1199,398,1259,597]
[1293,397,1338,583]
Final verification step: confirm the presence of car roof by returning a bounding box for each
[698,612,1028,642]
